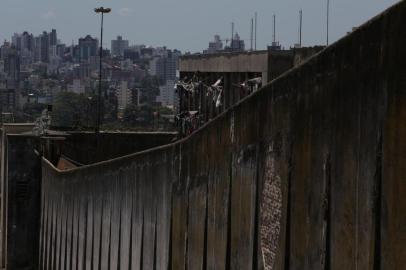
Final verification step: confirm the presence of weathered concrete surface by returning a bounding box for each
[2,123,36,135]
[179,47,323,86]
[0,129,6,269]
[7,135,41,270]
[180,51,269,73]
[179,48,323,116]
[0,130,177,269]
[40,1,406,270]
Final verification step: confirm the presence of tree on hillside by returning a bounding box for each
[123,104,155,127]
[51,92,96,128]
[139,75,160,105]
[123,104,174,130]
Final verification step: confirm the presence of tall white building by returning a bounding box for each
[156,80,177,108]
[116,81,132,111]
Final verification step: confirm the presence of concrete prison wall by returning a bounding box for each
[40,1,406,269]
[7,135,42,270]
[0,129,6,269]
[0,131,42,270]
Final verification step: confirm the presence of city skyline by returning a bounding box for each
[0,0,400,52]
[6,31,177,52]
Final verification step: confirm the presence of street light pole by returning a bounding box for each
[94,7,111,134]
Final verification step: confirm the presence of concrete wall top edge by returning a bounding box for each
[3,123,35,126]
[65,131,178,135]
[42,138,178,175]
[6,134,37,138]
[180,50,268,60]
[179,51,269,73]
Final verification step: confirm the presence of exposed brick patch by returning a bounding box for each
[260,148,283,270]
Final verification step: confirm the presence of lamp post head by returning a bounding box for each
[94,7,111,13]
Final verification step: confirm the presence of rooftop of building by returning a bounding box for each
[180,46,326,61]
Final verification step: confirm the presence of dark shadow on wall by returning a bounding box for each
[43,131,178,166]
[7,135,41,270]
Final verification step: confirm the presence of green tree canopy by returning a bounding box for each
[51,92,96,128]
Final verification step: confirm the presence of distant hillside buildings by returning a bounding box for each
[2,44,20,88]
[205,35,223,54]
[204,33,245,54]
[0,29,183,118]
[149,48,180,82]
[149,48,181,109]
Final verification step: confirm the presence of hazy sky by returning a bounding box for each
[0,0,400,52]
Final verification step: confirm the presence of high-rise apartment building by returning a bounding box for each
[229,33,245,52]
[34,36,42,62]
[40,31,50,63]
[56,44,66,59]
[156,80,177,108]
[78,35,98,62]
[11,33,22,51]
[0,89,17,112]
[205,35,223,54]
[10,29,60,64]
[50,29,57,46]
[149,49,180,82]
[4,47,21,88]
[150,48,180,108]
[123,48,140,61]
[111,36,129,57]
[116,81,132,111]
[21,32,34,52]
[0,42,11,60]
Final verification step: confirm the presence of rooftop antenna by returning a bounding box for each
[231,22,235,41]
[299,9,303,47]
[327,0,330,45]
[250,18,254,51]
[255,12,258,50]
[231,22,235,51]
[273,14,276,44]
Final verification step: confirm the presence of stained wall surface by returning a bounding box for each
[0,129,5,269]
[7,135,41,270]
[40,1,406,269]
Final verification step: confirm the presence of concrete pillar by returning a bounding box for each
[262,71,268,85]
